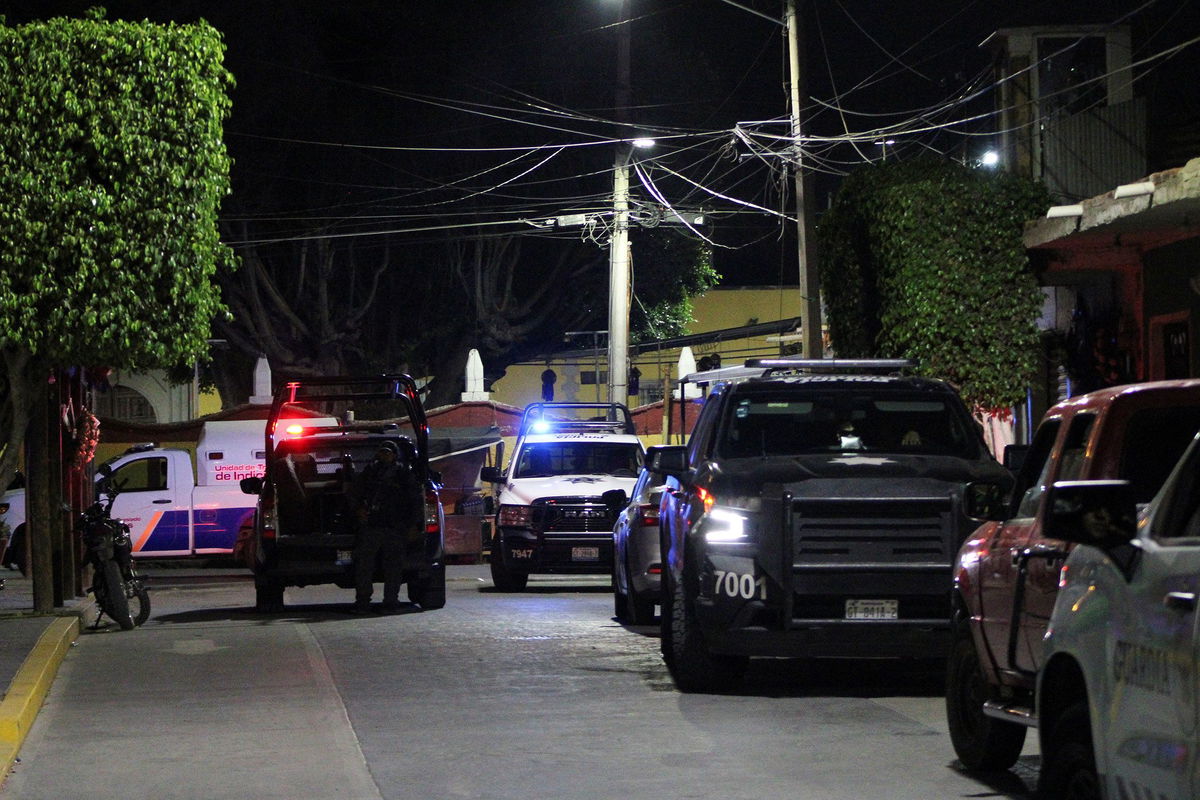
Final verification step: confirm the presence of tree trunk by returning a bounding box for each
[27,377,53,612]
[423,345,473,410]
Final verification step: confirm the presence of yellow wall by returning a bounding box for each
[198,387,223,417]
[690,285,800,333]
[489,287,801,409]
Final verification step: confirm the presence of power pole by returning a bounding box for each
[608,148,631,404]
[785,0,821,358]
[607,0,633,404]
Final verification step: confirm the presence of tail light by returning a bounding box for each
[425,487,441,534]
[260,495,276,540]
[647,563,662,575]
[638,503,658,527]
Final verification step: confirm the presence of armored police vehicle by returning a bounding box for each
[650,358,1012,692]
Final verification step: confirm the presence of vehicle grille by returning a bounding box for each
[533,497,614,533]
[790,497,954,564]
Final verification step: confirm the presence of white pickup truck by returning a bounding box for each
[1,420,266,565]
[480,402,644,591]
[1037,432,1200,798]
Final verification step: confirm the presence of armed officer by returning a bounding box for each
[349,439,421,613]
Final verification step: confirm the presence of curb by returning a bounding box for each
[0,616,80,777]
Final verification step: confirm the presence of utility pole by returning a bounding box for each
[607,0,633,405]
[785,0,821,358]
[608,148,631,404]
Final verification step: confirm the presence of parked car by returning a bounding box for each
[1036,430,1200,799]
[605,464,668,625]
[947,379,1200,772]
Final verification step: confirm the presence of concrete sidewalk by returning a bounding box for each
[0,569,89,782]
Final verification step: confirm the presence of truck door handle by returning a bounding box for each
[1164,592,1197,612]
[152,499,172,504]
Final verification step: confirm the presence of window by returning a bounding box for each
[1056,414,1096,482]
[515,442,642,478]
[96,385,156,424]
[110,457,169,492]
[1119,406,1200,503]
[715,388,977,459]
[1015,421,1062,518]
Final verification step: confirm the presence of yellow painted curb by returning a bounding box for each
[0,617,79,777]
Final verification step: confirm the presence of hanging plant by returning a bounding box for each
[70,411,101,468]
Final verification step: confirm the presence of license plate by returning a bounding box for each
[845,599,897,620]
[336,549,353,566]
[571,546,600,562]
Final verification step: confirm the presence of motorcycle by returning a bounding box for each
[83,465,150,630]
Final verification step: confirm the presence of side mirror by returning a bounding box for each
[602,488,628,517]
[1003,444,1029,472]
[646,445,687,478]
[963,482,1007,522]
[1044,480,1137,549]
[98,463,114,478]
[480,466,503,484]
[240,476,264,495]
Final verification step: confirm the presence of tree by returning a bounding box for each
[817,159,1050,412]
[0,10,234,607]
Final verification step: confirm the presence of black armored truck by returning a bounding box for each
[648,358,1013,692]
[237,375,445,612]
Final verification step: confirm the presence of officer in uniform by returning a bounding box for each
[349,439,421,613]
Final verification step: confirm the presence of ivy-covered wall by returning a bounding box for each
[817,160,1050,413]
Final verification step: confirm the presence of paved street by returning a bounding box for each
[2,565,1039,800]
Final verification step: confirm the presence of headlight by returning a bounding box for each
[498,504,533,527]
[704,507,750,542]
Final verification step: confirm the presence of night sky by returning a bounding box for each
[2,0,1197,286]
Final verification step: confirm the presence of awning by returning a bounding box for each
[427,425,503,462]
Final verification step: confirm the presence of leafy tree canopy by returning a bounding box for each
[0,8,234,486]
[817,159,1050,412]
[0,8,234,367]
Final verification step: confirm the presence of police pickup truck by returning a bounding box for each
[1037,430,1200,799]
[238,375,445,612]
[481,402,643,591]
[651,358,1012,692]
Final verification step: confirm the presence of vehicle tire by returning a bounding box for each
[945,623,1026,771]
[612,564,629,621]
[1038,702,1099,800]
[625,553,655,625]
[665,564,747,693]
[408,564,446,610]
[98,560,134,630]
[490,552,528,592]
[128,582,151,627]
[255,578,285,613]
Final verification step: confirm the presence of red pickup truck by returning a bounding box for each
[946,379,1200,771]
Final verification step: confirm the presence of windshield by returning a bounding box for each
[514,442,643,478]
[718,389,978,458]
